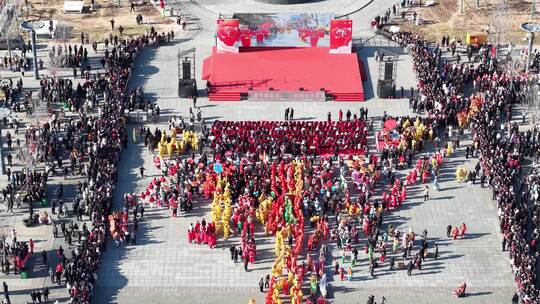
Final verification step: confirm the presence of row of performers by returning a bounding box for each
[188,220,218,249]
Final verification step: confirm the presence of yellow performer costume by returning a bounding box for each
[446,142,454,157]
[222,185,232,239]
[211,191,223,234]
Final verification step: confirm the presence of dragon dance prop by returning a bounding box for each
[157,129,201,158]
[203,171,217,198]
[211,189,223,235]
[468,95,484,118]
[264,160,307,304]
[457,111,468,129]
[197,159,316,303]
[456,95,484,129]
[108,211,129,241]
[237,194,257,263]
[221,186,233,239]
[389,117,429,152]
[256,193,274,235]
[206,166,235,239]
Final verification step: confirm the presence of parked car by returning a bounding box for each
[0,35,26,50]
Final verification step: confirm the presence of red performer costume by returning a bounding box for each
[452,227,459,240]
[459,223,467,238]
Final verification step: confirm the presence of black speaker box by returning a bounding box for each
[377,79,396,98]
[384,62,393,81]
[178,79,198,98]
[182,61,191,80]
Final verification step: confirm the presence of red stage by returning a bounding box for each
[202,47,365,101]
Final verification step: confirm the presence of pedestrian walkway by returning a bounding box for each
[0,43,118,304]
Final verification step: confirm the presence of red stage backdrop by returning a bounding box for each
[329,19,352,54]
[216,19,240,53]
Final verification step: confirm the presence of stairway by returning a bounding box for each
[208,91,241,101]
[332,92,365,102]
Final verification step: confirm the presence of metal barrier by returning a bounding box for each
[354,33,402,49]
[125,110,150,124]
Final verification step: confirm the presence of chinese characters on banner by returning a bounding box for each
[248,91,325,102]
[329,19,353,54]
[216,19,240,53]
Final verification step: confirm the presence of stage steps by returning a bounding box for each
[332,92,365,102]
[209,92,241,101]
[208,92,365,102]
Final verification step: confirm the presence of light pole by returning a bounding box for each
[30,30,38,79]
[532,82,540,126]
[521,22,540,73]
[1,235,6,266]
[0,108,11,175]
[20,21,44,80]
[527,32,534,73]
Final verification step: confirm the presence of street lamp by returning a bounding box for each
[0,108,11,176]
[521,22,540,72]
[20,20,45,80]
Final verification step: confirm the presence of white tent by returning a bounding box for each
[63,1,84,13]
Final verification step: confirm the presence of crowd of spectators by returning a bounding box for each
[385,25,539,303]
[54,34,154,303]
[0,32,160,303]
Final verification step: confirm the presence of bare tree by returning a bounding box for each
[520,80,540,126]
[0,0,22,61]
[490,0,511,55]
[47,48,64,77]
[17,137,36,171]
[52,22,73,43]
[47,22,73,74]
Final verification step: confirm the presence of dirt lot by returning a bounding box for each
[397,0,538,45]
[23,0,175,42]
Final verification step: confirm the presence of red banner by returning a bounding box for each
[217,19,240,53]
[329,19,352,54]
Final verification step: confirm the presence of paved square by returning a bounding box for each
[0,1,520,304]
[90,1,517,301]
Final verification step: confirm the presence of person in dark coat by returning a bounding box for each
[259,278,264,292]
[30,290,36,304]
[229,246,235,261]
[512,293,519,304]
[41,250,47,265]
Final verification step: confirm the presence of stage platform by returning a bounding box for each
[202,47,365,101]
